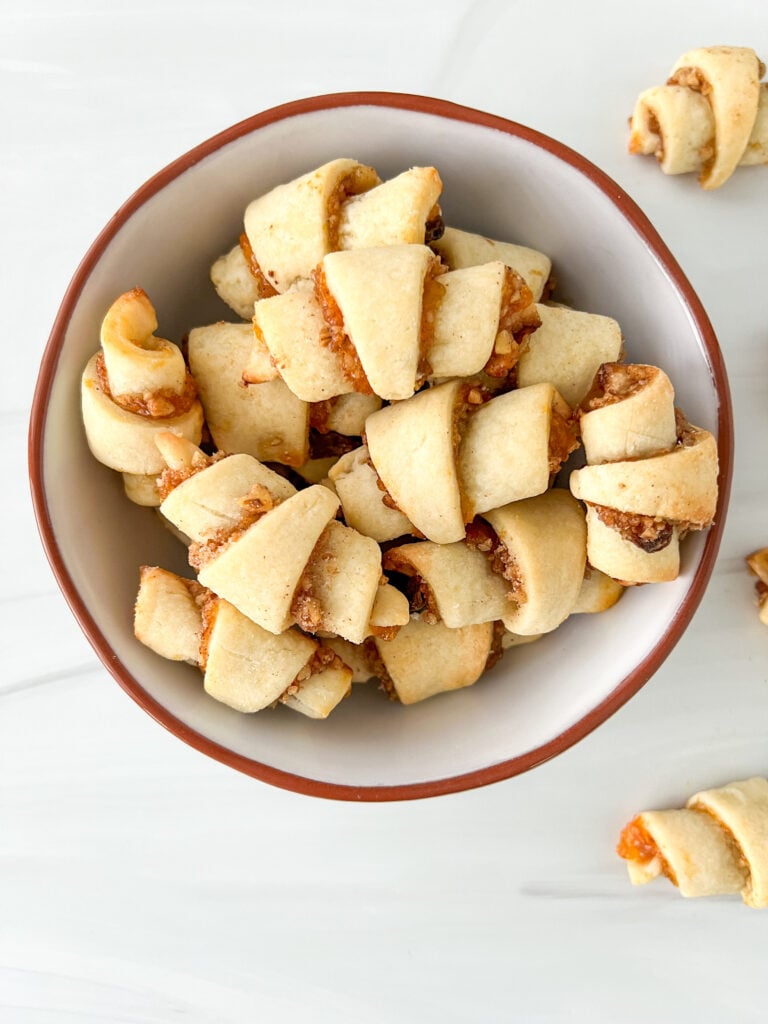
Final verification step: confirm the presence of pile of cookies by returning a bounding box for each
[80,157,719,718]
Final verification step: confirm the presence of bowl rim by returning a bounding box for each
[28,90,734,801]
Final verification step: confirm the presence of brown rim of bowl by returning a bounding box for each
[28,91,733,802]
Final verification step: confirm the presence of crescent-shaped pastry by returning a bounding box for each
[241,161,444,294]
[458,382,578,520]
[431,226,552,301]
[629,46,767,188]
[156,436,404,642]
[188,321,309,466]
[569,363,718,584]
[290,519,409,644]
[516,304,624,408]
[327,445,414,543]
[249,244,444,402]
[572,426,718,525]
[746,548,768,625]
[246,287,355,402]
[133,568,353,718]
[194,484,342,635]
[81,289,204,501]
[629,83,768,177]
[364,380,467,543]
[428,261,540,381]
[476,488,588,636]
[156,440,296,545]
[201,598,350,715]
[365,380,578,543]
[382,540,510,629]
[134,566,204,664]
[242,158,381,293]
[577,363,677,465]
[617,777,768,907]
[316,243,444,400]
[336,165,444,250]
[371,616,497,705]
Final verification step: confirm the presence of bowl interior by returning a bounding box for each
[33,96,730,798]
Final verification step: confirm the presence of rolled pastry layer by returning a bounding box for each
[383,540,510,629]
[210,240,272,320]
[202,598,352,716]
[428,262,540,381]
[572,425,719,525]
[242,161,443,294]
[156,437,404,642]
[134,566,204,664]
[188,321,309,466]
[247,287,355,402]
[133,566,352,718]
[516,304,623,409]
[195,484,341,635]
[432,226,552,301]
[365,380,578,543]
[365,380,467,543]
[290,519,409,644]
[372,616,496,705]
[479,488,587,635]
[336,166,444,250]
[571,567,625,614]
[250,244,444,402]
[316,243,444,400]
[578,363,677,465]
[570,363,717,583]
[243,158,380,293]
[82,353,204,477]
[628,46,767,188]
[459,382,577,520]
[328,445,414,543]
[312,392,382,438]
[81,290,203,490]
[617,777,768,907]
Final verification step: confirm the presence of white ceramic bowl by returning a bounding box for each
[30,93,732,800]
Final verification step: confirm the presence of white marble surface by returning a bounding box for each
[4,1,768,1020]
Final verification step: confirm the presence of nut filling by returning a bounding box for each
[591,503,675,552]
[95,352,199,419]
[188,482,284,571]
[482,267,541,380]
[465,519,526,605]
[382,549,441,624]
